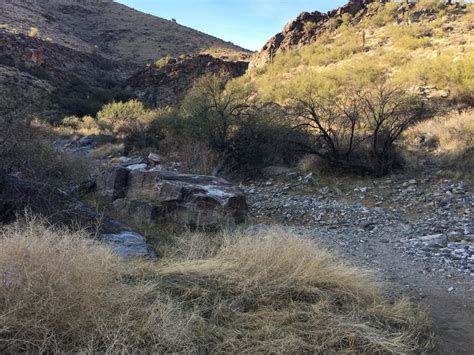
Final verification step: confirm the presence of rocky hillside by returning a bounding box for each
[0,0,249,65]
[0,0,251,117]
[250,0,372,69]
[127,55,249,108]
[247,0,473,106]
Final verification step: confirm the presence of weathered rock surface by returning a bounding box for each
[0,173,156,259]
[96,167,248,227]
[103,231,156,258]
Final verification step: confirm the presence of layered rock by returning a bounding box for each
[126,54,249,108]
[0,173,156,259]
[96,167,248,228]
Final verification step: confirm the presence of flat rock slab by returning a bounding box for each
[96,168,248,228]
[103,231,157,259]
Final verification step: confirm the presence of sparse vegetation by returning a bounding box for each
[407,109,474,180]
[0,221,434,353]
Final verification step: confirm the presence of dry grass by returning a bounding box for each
[407,110,474,179]
[0,219,193,353]
[0,221,433,353]
[148,228,434,354]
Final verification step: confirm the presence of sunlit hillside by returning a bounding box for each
[245,2,473,105]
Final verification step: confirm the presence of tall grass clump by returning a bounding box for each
[154,228,434,354]
[0,219,193,353]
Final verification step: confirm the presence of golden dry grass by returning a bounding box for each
[0,218,193,353]
[144,228,434,354]
[0,222,434,353]
[407,110,474,180]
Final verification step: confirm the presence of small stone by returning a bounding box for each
[148,152,161,164]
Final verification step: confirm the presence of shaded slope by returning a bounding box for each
[0,0,250,65]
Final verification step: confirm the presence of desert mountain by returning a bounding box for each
[0,0,251,117]
[0,0,248,65]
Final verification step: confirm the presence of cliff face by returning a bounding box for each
[127,55,249,108]
[250,0,379,69]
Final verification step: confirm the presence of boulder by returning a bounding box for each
[103,231,156,258]
[0,173,156,259]
[96,167,129,200]
[148,152,161,164]
[96,168,248,228]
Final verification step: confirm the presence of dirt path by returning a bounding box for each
[243,172,473,354]
[304,225,474,355]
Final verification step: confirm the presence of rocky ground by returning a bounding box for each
[55,136,473,353]
[242,170,473,354]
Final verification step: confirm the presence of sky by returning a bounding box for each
[115,0,347,51]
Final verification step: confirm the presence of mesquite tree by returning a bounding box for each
[292,81,423,176]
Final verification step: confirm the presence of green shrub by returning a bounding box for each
[96,100,163,152]
[170,72,303,174]
[155,56,173,68]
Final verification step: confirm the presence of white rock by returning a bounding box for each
[148,152,161,164]
[126,163,148,171]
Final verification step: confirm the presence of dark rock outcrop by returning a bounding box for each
[0,173,156,258]
[96,167,248,228]
[126,54,249,108]
[249,0,378,69]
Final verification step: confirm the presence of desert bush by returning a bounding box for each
[0,219,193,353]
[291,80,424,176]
[369,2,399,27]
[416,0,447,11]
[226,108,306,175]
[155,55,173,68]
[152,227,433,353]
[179,72,254,152]
[0,84,89,186]
[171,73,302,175]
[388,24,431,50]
[13,132,90,185]
[97,100,164,152]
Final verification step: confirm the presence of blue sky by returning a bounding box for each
[116,1,347,50]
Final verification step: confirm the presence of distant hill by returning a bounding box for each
[0,0,250,65]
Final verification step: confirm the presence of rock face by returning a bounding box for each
[249,0,378,69]
[127,54,249,108]
[96,167,248,227]
[0,173,156,259]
